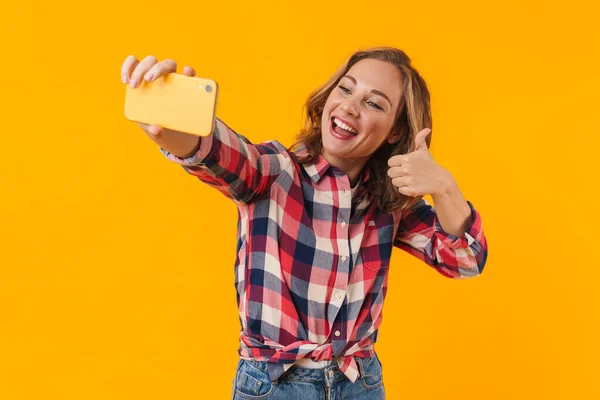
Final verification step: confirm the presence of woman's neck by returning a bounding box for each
[321,152,367,187]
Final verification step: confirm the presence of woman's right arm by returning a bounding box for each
[121,55,289,205]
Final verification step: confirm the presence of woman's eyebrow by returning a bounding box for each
[342,75,392,107]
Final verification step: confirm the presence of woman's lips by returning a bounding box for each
[332,116,358,133]
[330,117,356,140]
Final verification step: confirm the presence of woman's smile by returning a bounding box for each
[330,116,359,140]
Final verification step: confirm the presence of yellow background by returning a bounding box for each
[1,0,598,398]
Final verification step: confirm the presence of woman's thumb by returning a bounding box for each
[148,124,163,136]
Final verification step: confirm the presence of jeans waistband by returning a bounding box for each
[243,354,375,383]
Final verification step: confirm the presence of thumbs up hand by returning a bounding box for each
[387,128,453,197]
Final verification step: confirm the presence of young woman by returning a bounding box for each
[121,47,488,400]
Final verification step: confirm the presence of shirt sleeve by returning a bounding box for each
[393,198,488,279]
[159,118,289,205]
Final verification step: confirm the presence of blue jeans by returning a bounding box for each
[232,353,385,399]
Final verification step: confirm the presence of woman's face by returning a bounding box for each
[320,58,403,168]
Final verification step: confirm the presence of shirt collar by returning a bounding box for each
[294,144,371,186]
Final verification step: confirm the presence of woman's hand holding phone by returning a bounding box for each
[121,55,202,158]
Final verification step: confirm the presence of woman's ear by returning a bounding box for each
[387,125,405,144]
[387,134,401,144]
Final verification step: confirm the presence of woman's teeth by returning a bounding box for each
[333,117,358,136]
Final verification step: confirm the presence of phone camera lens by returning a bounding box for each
[205,84,212,93]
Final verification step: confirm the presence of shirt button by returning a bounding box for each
[334,330,341,337]
[335,292,342,299]
[340,221,347,228]
[328,370,335,378]
[341,256,347,262]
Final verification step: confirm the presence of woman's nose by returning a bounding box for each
[340,101,359,117]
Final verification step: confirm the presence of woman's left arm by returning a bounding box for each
[388,128,488,278]
[430,173,473,237]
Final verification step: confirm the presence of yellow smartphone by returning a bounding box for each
[124,73,218,136]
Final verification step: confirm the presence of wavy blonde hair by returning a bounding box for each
[288,47,432,213]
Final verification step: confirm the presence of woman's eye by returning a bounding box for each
[337,86,382,110]
[368,101,382,110]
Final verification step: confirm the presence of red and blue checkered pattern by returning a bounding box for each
[160,118,488,383]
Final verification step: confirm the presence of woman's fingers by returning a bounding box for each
[144,58,177,82]
[121,55,139,84]
[124,56,195,141]
[129,55,158,88]
[121,55,196,86]
[183,66,196,77]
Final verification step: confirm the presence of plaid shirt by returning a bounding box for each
[160,118,488,383]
